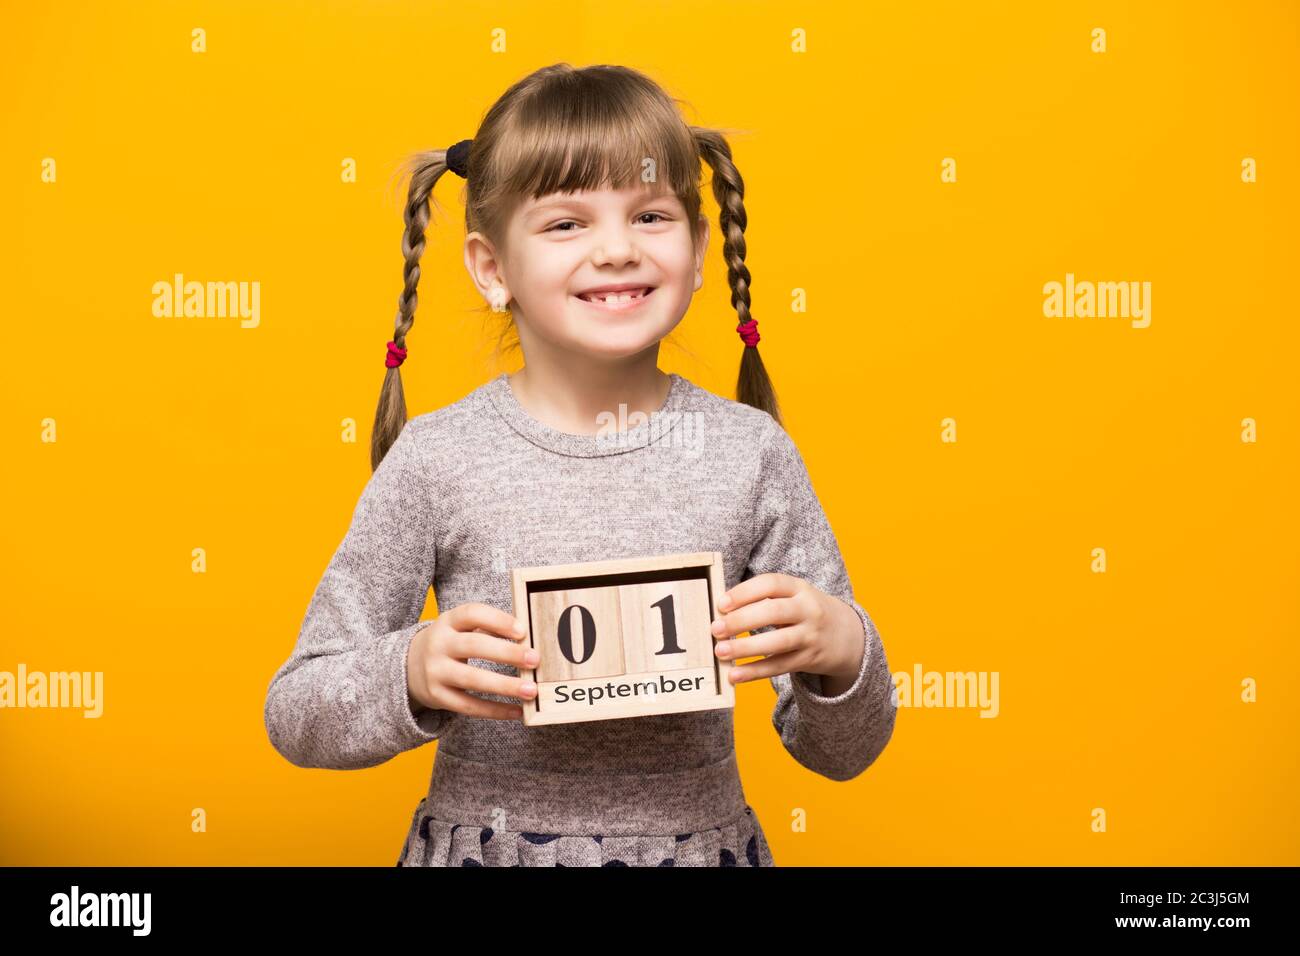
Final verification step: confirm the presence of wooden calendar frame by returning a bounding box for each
[510,551,735,726]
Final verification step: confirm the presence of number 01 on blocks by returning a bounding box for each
[510,551,735,727]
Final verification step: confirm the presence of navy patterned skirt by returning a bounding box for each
[396,798,775,867]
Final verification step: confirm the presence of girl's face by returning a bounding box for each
[466,183,708,361]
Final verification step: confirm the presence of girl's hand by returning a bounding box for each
[406,603,539,720]
[711,573,865,688]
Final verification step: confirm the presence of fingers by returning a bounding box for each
[728,649,808,685]
[453,630,540,671]
[440,604,538,670]
[715,573,799,615]
[412,604,538,721]
[446,602,527,641]
[714,624,804,664]
[442,659,537,704]
[433,684,526,721]
[711,594,804,639]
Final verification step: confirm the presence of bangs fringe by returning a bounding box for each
[486,73,699,202]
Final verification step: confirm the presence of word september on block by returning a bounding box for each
[510,551,735,727]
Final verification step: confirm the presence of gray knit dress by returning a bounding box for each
[263,372,896,866]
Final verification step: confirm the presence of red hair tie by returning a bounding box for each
[736,319,760,348]
[385,341,408,368]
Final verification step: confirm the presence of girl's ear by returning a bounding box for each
[464,230,512,307]
[694,215,711,274]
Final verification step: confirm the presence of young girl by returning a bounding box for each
[263,63,896,867]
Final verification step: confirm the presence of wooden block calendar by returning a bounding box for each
[510,551,735,726]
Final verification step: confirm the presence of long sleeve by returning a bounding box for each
[263,420,454,770]
[743,419,897,782]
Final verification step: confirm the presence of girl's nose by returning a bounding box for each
[591,232,641,267]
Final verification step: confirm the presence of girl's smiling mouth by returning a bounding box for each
[573,286,655,313]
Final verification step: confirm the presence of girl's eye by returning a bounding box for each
[546,213,671,233]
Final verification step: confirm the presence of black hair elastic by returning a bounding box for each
[445,140,472,178]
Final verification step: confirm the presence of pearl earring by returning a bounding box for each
[489,287,508,312]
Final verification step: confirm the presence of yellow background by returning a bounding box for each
[2,0,1296,865]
